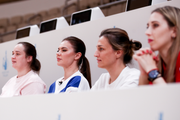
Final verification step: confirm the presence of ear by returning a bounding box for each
[75,52,82,60]
[26,56,33,63]
[115,49,123,59]
[171,27,177,39]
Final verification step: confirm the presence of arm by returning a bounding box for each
[61,76,81,92]
[133,48,166,85]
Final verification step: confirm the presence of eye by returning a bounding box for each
[146,23,149,29]
[98,47,104,51]
[57,49,59,52]
[152,23,159,28]
[146,25,149,29]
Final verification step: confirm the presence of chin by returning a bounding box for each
[12,65,16,69]
[98,64,104,68]
[150,47,157,51]
[57,63,61,66]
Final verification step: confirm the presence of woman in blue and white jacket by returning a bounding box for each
[48,36,91,93]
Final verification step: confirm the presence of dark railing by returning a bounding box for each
[0,0,126,43]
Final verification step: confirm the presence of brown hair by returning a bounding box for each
[152,6,180,82]
[18,42,41,73]
[62,36,91,87]
[100,28,142,64]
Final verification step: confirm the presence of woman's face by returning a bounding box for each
[11,44,30,71]
[56,41,77,68]
[94,36,118,69]
[145,12,176,52]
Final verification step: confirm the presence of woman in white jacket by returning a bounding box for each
[92,28,141,90]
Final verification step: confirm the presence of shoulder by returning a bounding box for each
[91,73,109,90]
[175,52,180,82]
[123,66,140,75]
[98,73,110,79]
[68,76,81,85]
[72,71,87,83]
[176,52,180,64]
[2,75,17,88]
[119,67,140,81]
[26,71,46,85]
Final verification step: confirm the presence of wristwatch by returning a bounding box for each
[148,69,161,82]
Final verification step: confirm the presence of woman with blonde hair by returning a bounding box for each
[134,6,180,85]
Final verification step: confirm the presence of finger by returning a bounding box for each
[133,54,138,61]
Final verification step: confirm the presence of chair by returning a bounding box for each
[79,0,89,10]
[9,15,23,26]
[23,13,35,25]
[47,7,61,20]
[107,2,126,16]
[38,10,49,21]
[0,27,5,43]
[61,0,79,16]
[2,33,16,42]
[88,0,100,8]
[0,18,9,28]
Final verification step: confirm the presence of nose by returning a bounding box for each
[11,54,15,59]
[145,27,151,37]
[56,51,61,56]
[94,50,99,57]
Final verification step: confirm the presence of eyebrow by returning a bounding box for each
[97,45,103,47]
[58,47,68,49]
[148,20,159,25]
[147,20,159,26]
[12,51,21,53]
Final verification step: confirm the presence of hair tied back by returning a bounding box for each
[130,39,142,50]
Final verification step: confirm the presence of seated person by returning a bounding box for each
[133,6,180,85]
[91,28,142,90]
[48,36,91,93]
[1,42,46,97]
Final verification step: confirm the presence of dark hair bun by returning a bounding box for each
[132,40,142,50]
[31,59,41,72]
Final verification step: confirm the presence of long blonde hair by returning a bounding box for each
[152,6,180,82]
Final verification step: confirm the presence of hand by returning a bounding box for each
[133,48,158,73]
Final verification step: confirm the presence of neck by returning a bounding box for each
[159,48,169,65]
[159,40,173,64]
[63,63,79,80]
[106,60,126,84]
[17,67,31,78]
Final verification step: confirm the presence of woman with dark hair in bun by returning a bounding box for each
[48,36,91,93]
[1,42,46,97]
[92,28,142,90]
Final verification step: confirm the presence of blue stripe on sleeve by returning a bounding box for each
[60,76,81,92]
[48,81,56,93]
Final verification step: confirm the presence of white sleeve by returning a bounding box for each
[65,87,78,93]
[120,71,140,88]
[91,74,105,90]
[21,82,45,95]
[91,81,99,90]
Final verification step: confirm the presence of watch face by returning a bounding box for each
[149,70,159,79]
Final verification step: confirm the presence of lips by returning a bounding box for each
[148,39,153,43]
[97,59,101,62]
[57,58,62,61]
[12,61,16,64]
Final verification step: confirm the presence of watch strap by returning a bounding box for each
[148,69,162,82]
